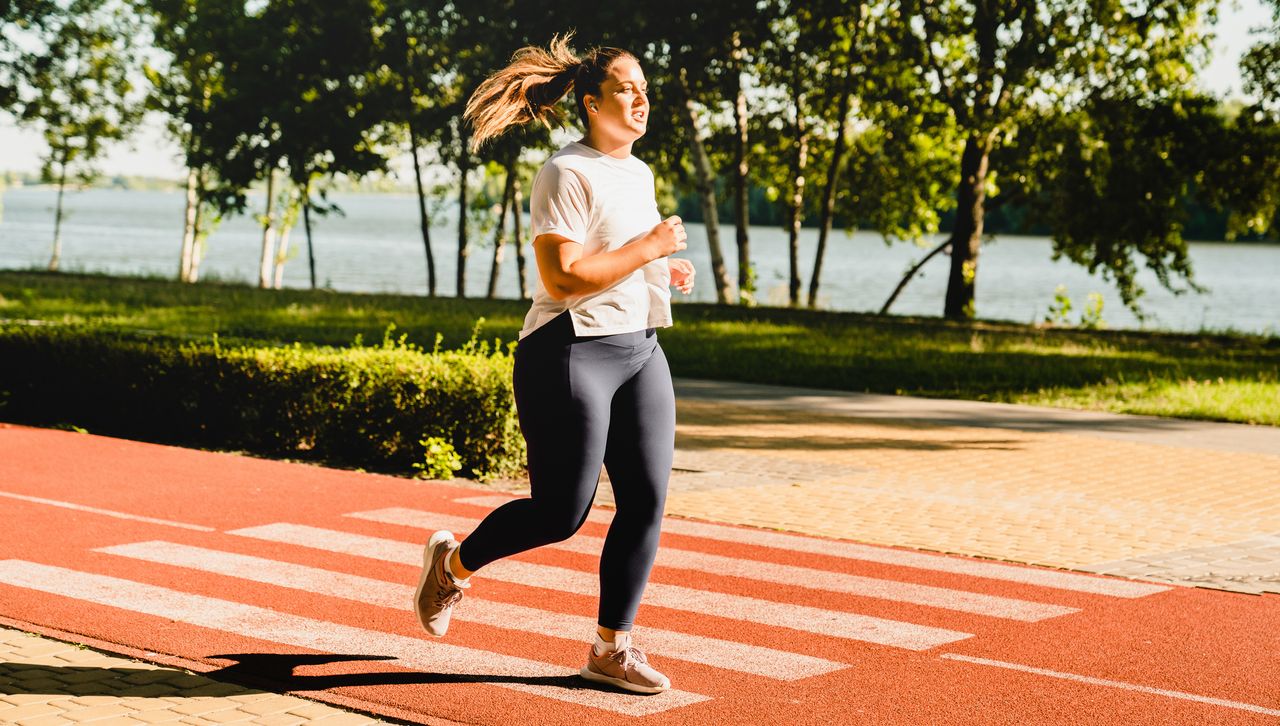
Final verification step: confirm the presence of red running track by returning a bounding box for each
[1,423,1277,724]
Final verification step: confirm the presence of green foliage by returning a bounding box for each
[415,436,463,480]
[0,318,526,479]
[17,0,144,188]
[3,271,1277,427]
[1080,293,1106,331]
[1045,285,1073,326]
[1044,286,1107,330]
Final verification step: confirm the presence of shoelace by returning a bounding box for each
[607,645,648,671]
[433,585,463,609]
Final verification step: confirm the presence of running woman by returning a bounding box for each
[413,34,696,694]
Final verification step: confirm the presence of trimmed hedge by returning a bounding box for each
[0,323,525,479]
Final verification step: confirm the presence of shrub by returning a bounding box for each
[0,323,525,479]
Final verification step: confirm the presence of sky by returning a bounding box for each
[0,0,1274,181]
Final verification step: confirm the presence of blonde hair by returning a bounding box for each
[464,33,637,153]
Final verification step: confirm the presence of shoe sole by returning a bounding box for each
[579,665,670,694]
[413,530,454,637]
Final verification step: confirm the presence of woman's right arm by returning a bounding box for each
[535,216,687,301]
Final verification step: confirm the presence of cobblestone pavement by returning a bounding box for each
[0,627,394,726]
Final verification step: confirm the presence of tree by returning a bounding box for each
[887,0,1219,319]
[1214,0,1280,241]
[18,0,143,271]
[0,0,60,114]
[375,0,452,296]
[197,0,389,290]
[142,0,247,283]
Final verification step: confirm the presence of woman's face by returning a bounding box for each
[584,57,649,143]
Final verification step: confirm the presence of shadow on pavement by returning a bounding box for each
[205,652,613,693]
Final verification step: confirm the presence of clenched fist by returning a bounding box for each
[645,215,688,259]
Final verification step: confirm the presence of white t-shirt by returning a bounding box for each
[519,141,673,340]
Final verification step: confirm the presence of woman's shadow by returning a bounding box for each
[203,652,597,691]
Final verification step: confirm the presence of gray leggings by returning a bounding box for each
[457,310,675,631]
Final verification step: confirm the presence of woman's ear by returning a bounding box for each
[583,94,597,112]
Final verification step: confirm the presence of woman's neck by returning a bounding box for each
[582,129,633,159]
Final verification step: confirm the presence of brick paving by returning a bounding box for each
[0,628,392,725]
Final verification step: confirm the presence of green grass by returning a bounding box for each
[3,270,1277,426]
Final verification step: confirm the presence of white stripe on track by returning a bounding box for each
[349,508,1077,623]
[942,654,1280,718]
[98,540,846,681]
[453,495,1168,599]
[229,523,972,651]
[0,560,708,716]
[0,490,214,532]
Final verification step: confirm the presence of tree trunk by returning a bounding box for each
[943,133,992,320]
[188,177,206,283]
[731,34,751,302]
[180,166,198,282]
[787,91,809,307]
[48,155,67,272]
[512,172,528,299]
[303,177,317,290]
[408,122,437,297]
[488,159,516,298]
[457,125,471,298]
[808,89,854,309]
[881,238,950,314]
[274,221,293,289]
[257,168,277,289]
[677,67,732,304]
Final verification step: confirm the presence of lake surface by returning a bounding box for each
[2,187,1277,335]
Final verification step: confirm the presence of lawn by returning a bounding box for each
[3,270,1276,425]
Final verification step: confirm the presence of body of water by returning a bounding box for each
[2,187,1277,335]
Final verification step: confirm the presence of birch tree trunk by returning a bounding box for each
[512,173,528,299]
[487,160,516,299]
[257,168,277,289]
[787,91,809,306]
[274,222,293,289]
[808,90,853,308]
[677,67,732,304]
[188,187,205,283]
[273,183,297,289]
[48,153,67,272]
[179,166,198,282]
[409,121,436,297]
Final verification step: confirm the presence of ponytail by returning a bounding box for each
[464,33,638,153]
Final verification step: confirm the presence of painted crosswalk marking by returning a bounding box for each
[453,496,1170,599]
[228,522,973,650]
[96,540,848,680]
[348,507,1079,622]
[0,560,709,716]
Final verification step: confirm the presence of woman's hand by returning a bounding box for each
[669,258,695,295]
[643,216,688,259]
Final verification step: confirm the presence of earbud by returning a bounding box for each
[589,103,597,111]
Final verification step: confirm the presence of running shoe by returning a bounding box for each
[413,530,467,637]
[580,631,671,694]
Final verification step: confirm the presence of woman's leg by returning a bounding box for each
[597,340,675,632]
[457,322,632,572]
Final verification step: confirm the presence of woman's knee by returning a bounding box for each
[531,502,592,543]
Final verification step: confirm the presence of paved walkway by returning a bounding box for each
[3,379,1277,724]
[0,626,391,725]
